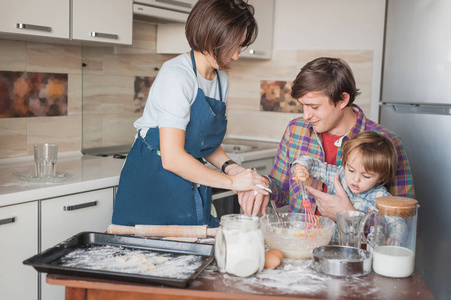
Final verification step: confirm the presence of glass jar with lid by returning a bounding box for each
[361,196,419,278]
[214,214,265,277]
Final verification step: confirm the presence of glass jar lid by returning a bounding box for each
[220,214,260,229]
[376,196,418,217]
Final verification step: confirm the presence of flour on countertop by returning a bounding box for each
[57,245,205,279]
[196,258,381,298]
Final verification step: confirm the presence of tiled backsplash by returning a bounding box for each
[0,71,68,118]
[0,21,372,159]
[226,50,372,142]
[0,39,82,158]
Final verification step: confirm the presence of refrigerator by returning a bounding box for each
[379,1,451,299]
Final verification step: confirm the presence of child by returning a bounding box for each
[292,131,406,244]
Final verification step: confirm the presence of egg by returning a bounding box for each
[267,248,284,261]
[264,251,281,269]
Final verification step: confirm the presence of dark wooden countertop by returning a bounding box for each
[47,259,434,300]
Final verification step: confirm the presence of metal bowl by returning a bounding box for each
[260,213,335,259]
[312,245,372,277]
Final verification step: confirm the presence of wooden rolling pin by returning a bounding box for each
[107,224,218,238]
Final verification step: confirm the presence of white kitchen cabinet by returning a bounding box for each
[0,202,38,300]
[239,0,274,59]
[156,0,274,58]
[0,0,69,39]
[156,23,190,54]
[0,0,133,45]
[72,0,133,45]
[40,188,114,300]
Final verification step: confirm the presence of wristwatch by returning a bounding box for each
[221,159,237,173]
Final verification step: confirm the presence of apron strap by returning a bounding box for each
[190,50,197,76]
[216,69,223,102]
[190,50,223,102]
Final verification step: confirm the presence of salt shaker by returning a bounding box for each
[214,214,265,277]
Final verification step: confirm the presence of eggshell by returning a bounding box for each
[267,249,284,261]
[264,251,281,269]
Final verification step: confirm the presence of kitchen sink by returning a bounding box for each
[221,144,256,153]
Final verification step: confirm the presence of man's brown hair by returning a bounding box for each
[291,57,361,106]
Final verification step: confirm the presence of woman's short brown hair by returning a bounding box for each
[291,57,361,106]
[185,0,257,69]
[342,131,398,186]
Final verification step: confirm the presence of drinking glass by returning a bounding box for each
[34,143,58,178]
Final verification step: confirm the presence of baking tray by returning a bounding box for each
[23,231,215,288]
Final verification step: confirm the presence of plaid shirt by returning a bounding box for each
[292,155,391,212]
[269,104,415,213]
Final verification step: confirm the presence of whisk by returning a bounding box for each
[298,181,322,229]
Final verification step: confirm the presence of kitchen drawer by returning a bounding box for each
[241,157,275,175]
[0,202,38,300]
[40,188,114,300]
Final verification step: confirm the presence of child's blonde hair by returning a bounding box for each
[342,131,398,186]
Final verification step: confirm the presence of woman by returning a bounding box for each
[112,0,270,227]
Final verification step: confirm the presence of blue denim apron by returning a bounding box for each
[112,50,226,227]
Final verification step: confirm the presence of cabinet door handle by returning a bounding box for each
[0,217,16,226]
[64,201,97,211]
[152,0,193,9]
[16,23,51,32]
[247,49,265,55]
[90,32,118,40]
[254,165,267,172]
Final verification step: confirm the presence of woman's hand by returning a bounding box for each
[224,163,245,176]
[306,174,355,221]
[227,166,270,216]
[229,169,270,194]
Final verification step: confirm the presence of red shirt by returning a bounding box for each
[316,131,342,216]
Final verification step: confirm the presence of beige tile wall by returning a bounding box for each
[0,20,373,159]
[226,50,373,142]
[82,21,176,151]
[0,21,169,158]
[0,39,82,159]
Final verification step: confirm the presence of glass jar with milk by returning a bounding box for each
[214,214,265,277]
[361,196,419,278]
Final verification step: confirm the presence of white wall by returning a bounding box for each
[272,0,386,121]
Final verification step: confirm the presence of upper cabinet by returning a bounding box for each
[0,0,70,39]
[133,0,196,24]
[0,0,133,46]
[239,0,274,60]
[156,0,274,60]
[72,0,133,45]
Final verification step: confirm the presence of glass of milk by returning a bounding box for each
[360,196,419,278]
[214,214,265,277]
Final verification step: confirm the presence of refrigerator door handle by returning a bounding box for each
[381,103,451,116]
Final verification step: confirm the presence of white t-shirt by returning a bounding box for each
[134,52,230,131]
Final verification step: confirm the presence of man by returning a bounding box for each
[242,57,415,220]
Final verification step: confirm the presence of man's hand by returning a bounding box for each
[305,174,355,221]
[238,191,270,216]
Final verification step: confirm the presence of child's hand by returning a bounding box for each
[293,164,309,182]
[386,237,401,246]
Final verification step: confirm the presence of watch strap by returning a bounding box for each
[221,159,237,173]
